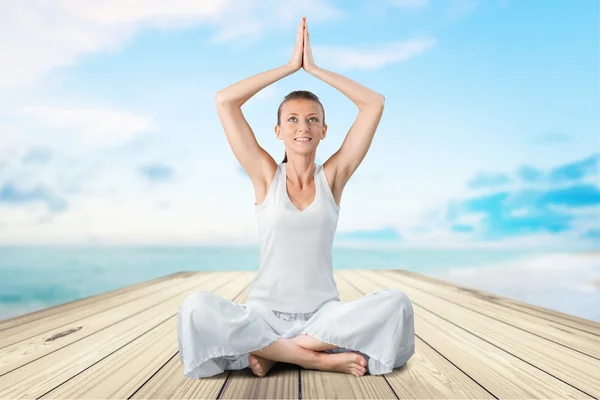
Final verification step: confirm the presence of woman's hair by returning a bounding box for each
[277,90,325,163]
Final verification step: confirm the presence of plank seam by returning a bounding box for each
[215,371,232,399]
[127,350,180,400]
[298,368,302,400]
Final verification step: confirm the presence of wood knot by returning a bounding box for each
[45,326,83,342]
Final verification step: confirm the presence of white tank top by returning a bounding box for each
[245,162,341,313]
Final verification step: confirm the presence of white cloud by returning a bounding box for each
[0,0,342,90]
[0,190,260,246]
[313,37,437,70]
[0,0,230,90]
[18,106,155,148]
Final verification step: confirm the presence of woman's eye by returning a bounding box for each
[288,116,318,122]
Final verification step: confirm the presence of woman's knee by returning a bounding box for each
[179,290,218,314]
[382,288,414,316]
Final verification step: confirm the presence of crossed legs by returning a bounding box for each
[293,333,340,351]
[248,334,367,377]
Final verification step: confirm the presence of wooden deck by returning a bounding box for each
[0,269,598,399]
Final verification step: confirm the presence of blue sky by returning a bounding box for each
[0,0,598,249]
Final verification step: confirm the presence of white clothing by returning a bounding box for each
[177,288,415,378]
[246,162,341,313]
[177,162,416,378]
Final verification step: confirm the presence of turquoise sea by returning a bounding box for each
[1,245,596,322]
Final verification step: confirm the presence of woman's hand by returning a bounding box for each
[288,17,304,71]
[302,17,317,73]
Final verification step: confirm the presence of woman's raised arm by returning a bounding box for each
[215,17,305,186]
[302,18,385,189]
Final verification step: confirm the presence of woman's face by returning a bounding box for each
[276,99,327,153]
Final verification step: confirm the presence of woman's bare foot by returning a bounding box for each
[319,351,368,377]
[248,354,277,377]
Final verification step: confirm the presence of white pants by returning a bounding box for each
[177,288,415,378]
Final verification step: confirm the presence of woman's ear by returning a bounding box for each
[274,125,281,140]
[321,124,328,140]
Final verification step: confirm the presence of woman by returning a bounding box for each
[177,17,415,379]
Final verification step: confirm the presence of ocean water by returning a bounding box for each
[1,245,598,323]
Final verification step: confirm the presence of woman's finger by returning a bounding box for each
[304,19,309,41]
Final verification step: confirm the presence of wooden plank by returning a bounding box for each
[38,272,254,399]
[0,271,214,375]
[377,269,600,358]
[0,271,201,349]
[331,271,493,400]
[358,269,600,397]
[339,270,594,399]
[394,269,600,336]
[0,271,189,331]
[0,271,240,399]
